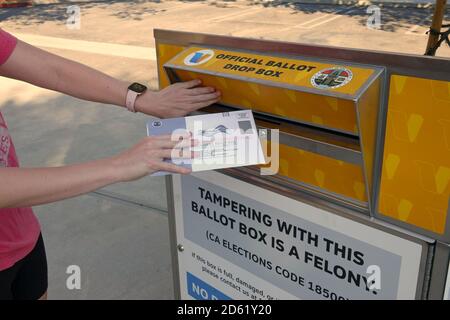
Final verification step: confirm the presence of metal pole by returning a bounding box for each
[425,0,447,56]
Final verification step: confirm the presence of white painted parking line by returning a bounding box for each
[285,7,358,30]
[294,13,332,28]
[297,8,357,29]
[206,7,264,22]
[405,14,432,36]
[14,33,156,60]
[405,25,428,36]
[160,2,207,15]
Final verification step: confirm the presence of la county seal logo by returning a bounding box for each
[184,49,215,66]
[311,67,353,89]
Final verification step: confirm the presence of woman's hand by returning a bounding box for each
[1,41,220,119]
[136,80,221,118]
[0,134,197,208]
[110,134,196,182]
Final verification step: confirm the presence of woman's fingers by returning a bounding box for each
[178,79,201,89]
[187,87,217,95]
[151,133,190,141]
[184,92,221,103]
[158,148,199,159]
[156,161,191,174]
[152,137,197,149]
[183,91,221,104]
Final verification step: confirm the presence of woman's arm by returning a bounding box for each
[0,159,118,208]
[0,40,220,117]
[0,135,194,209]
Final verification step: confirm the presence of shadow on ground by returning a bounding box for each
[0,0,166,24]
[254,0,440,32]
[0,0,446,32]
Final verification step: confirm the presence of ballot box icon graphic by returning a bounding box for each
[191,52,206,63]
[184,49,214,66]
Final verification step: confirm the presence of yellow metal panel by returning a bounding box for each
[357,77,382,205]
[263,144,367,202]
[379,75,450,234]
[173,70,358,134]
[168,46,375,96]
[156,43,186,89]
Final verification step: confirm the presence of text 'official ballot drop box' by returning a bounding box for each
[155,29,450,300]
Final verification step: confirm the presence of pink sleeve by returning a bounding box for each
[0,29,17,66]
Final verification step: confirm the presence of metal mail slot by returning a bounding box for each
[164,47,385,212]
[164,45,384,136]
[201,103,366,211]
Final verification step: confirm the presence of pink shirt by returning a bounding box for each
[0,29,41,271]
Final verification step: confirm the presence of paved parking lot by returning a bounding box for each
[0,0,448,299]
[2,1,449,55]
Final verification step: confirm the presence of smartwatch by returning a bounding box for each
[126,82,147,113]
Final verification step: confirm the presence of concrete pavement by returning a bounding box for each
[0,0,448,300]
[39,194,173,300]
[2,1,448,56]
[12,32,157,60]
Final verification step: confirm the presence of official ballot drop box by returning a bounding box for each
[154,29,450,300]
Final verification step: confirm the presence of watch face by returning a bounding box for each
[129,82,147,93]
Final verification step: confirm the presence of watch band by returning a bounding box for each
[125,89,139,113]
